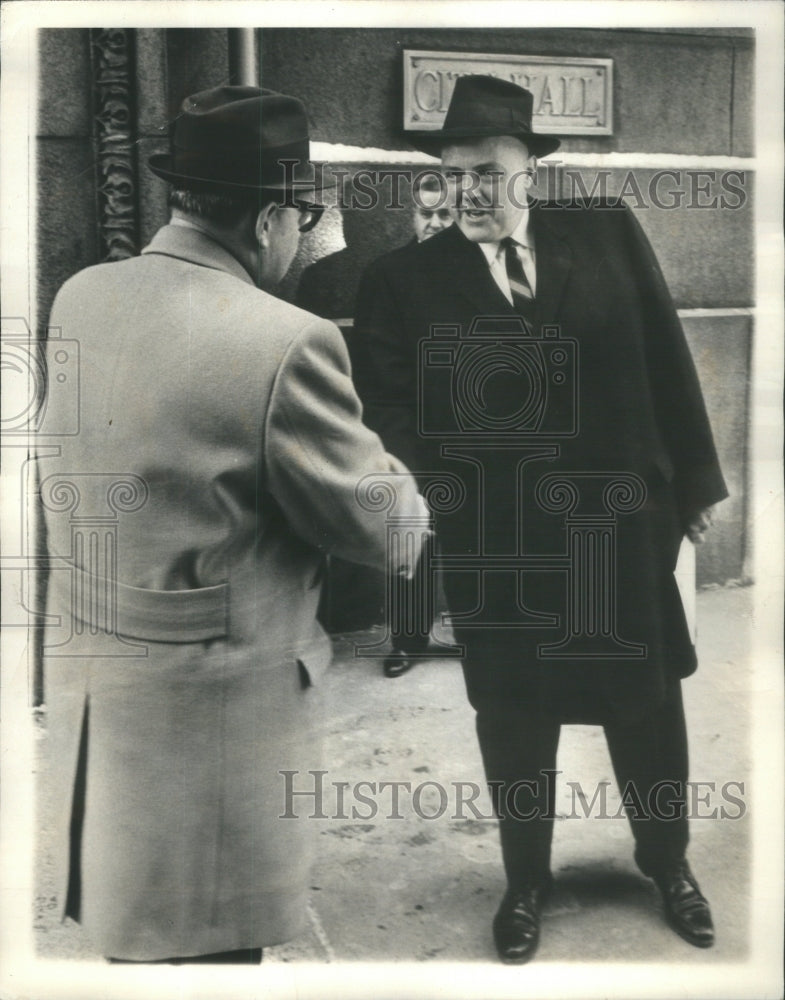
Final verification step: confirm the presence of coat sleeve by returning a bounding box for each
[621,206,729,519]
[353,258,420,471]
[264,317,426,572]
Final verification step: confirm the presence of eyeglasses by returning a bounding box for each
[292,201,325,233]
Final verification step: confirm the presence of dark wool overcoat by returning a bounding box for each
[41,224,422,960]
[354,202,728,719]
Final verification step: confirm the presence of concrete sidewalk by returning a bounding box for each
[34,585,753,966]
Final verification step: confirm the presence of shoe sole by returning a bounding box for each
[665,912,715,949]
[497,949,539,964]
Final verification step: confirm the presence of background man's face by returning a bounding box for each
[441,136,535,243]
[412,186,453,242]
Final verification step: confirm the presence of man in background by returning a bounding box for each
[411,172,454,243]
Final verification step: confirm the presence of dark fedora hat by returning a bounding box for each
[148,85,329,196]
[409,74,561,158]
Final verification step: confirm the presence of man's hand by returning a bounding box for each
[686,506,715,545]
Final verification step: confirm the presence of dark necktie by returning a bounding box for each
[501,237,534,326]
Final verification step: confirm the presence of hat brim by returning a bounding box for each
[147,153,334,202]
[407,128,561,159]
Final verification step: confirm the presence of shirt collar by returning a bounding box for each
[478,209,533,266]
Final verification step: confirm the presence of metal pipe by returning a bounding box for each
[228,29,257,86]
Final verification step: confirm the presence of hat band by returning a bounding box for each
[444,101,534,134]
[170,139,313,188]
[171,136,310,155]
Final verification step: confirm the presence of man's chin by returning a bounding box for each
[457,211,501,242]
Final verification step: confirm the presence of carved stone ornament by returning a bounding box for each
[91,29,138,261]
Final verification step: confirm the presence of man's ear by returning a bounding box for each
[254,202,278,247]
[522,155,538,187]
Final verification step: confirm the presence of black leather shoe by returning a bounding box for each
[654,860,714,948]
[383,653,416,678]
[492,886,548,964]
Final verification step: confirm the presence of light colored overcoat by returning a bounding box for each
[41,223,422,960]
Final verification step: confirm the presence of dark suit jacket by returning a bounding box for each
[354,202,728,717]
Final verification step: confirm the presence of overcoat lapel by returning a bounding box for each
[435,225,514,316]
[530,203,573,326]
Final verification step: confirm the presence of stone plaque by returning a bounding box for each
[403,50,613,136]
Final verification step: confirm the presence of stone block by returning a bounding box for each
[137,137,170,249]
[731,41,755,157]
[608,33,735,156]
[38,29,91,137]
[136,29,169,137]
[561,167,753,309]
[682,313,751,584]
[631,171,753,310]
[165,29,229,118]
[36,138,98,329]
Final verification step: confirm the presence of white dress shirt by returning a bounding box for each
[478,212,537,304]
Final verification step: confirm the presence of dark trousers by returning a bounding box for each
[390,533,435,655]
[474,681,689,889]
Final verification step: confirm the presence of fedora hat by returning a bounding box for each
[409,74,561,158]
[148,85,329,196]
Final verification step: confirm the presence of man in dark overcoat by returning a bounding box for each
[40,86,425,964]
[354,75,727,962]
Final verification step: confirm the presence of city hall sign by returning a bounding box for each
[403,50,613,137]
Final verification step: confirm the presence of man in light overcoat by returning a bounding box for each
[40,86,425,963]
